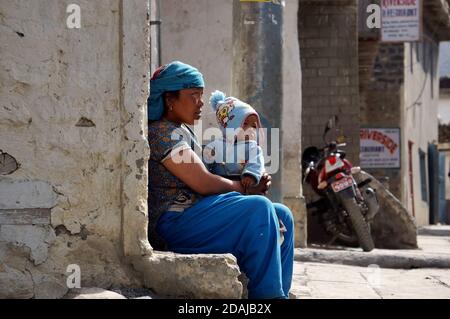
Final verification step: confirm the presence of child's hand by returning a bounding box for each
[241,175,257,193]
[246,173,271,196]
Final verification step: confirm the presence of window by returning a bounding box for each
[419,149,428,202]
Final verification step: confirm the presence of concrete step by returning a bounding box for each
[295,247,450,269]
[418,225,450,237]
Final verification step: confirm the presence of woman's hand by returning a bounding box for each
[245,173,271,196]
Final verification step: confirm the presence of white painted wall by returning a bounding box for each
[281,0,306,246]
[402,40,440,226]
[160,0,234,132]
[282,0,302,198]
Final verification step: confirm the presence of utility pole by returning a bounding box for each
[231,0,284,202]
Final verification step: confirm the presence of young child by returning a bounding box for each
[204,90,265,192]
[204,90,286,243]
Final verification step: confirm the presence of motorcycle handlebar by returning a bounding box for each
[322,142,346,151]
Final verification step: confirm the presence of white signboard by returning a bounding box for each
[360,128,400,168]
[381,0,421,42]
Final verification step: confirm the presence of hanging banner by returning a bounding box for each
[360,128,401,168]
[381,0,422,42]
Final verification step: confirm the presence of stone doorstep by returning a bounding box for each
[129,252,244,299]
[129,252,298,299]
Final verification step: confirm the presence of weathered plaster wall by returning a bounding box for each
[0,0,149,298]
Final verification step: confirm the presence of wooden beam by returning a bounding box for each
[0,208,51,225]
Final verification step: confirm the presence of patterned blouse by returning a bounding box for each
[147,118,203,249]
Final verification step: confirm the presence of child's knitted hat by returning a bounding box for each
[209,90,262,140]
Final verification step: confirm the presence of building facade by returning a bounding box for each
[359,0,450,226]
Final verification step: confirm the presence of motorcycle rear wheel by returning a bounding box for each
[341,198,375,252]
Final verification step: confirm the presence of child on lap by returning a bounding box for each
[204,90,286,243]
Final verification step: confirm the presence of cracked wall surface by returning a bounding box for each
[0,0,148,298]
[1,0,258,300]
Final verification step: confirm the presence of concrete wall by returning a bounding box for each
[281,0,306,247]
[0,0,150,298]
[150,0,160,74]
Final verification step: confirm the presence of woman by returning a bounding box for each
[147,61,294,299]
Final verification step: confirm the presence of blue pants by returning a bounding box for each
[156,191,294,299]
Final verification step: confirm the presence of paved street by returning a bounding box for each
[291,262,450,299]
[291,226,450,299]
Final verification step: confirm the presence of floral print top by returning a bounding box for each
[147,118,202,249]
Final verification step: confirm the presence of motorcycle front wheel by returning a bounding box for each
[341,198,375,252]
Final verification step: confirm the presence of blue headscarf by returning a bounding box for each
[148,61,205,120]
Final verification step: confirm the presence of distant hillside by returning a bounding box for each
[440,42,450,78]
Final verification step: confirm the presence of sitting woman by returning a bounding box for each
[147,61,294,299]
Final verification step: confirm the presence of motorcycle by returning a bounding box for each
[302,117,379,252]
